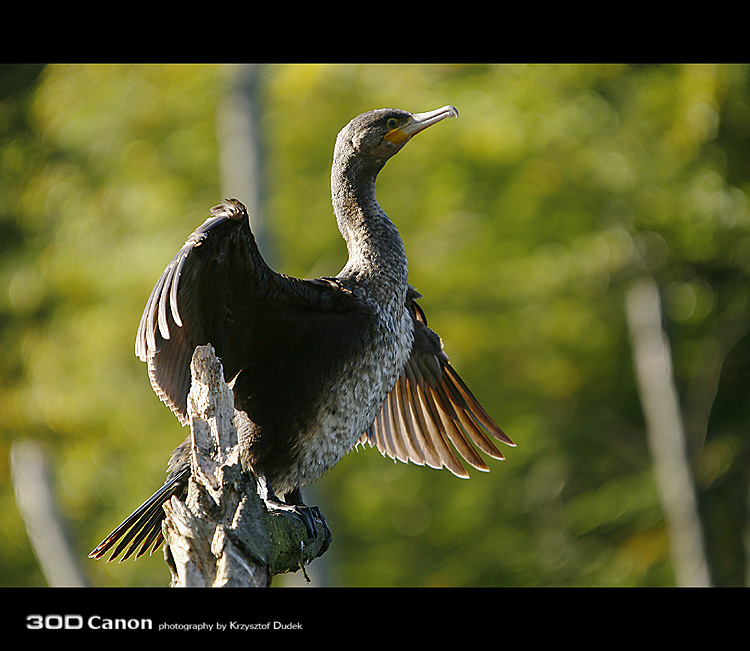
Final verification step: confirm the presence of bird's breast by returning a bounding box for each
[276,301,414,492]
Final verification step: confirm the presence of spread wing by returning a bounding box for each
[137,198,511,479]
[361,290,514,478]
[135,198,357,426]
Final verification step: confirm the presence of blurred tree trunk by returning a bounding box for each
[11,439,89,587]
[217,63,273,262]
[625,275,712,587]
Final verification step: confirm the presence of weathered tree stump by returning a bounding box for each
[161,345,328,587]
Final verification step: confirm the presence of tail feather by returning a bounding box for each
[89,466,190,562]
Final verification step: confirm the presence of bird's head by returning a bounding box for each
[334,105,459,172]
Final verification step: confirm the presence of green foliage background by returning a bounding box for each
[1,63,749,587]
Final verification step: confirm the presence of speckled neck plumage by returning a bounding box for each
[331,134,409,310]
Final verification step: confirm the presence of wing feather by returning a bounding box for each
[363,290,513,477]
[135,199,276,423]
[135,198,366,428]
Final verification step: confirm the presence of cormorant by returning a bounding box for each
[89,105,514,563]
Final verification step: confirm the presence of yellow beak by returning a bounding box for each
[384,105,459,145]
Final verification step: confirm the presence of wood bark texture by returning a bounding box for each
[162,345,328,587]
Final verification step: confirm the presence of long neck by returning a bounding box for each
[331,156,408,296]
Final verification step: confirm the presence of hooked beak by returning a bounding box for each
[384,105,459,145]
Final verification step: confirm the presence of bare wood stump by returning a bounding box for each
[162,345,328,587]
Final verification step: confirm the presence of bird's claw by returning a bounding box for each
[261,496,332,558]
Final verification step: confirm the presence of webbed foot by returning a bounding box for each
[256,477,332,557]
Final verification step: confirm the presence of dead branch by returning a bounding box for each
[162,345,328,587]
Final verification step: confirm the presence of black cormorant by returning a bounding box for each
[89,105,514,562]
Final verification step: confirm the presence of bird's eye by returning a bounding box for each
[386,117,399,130]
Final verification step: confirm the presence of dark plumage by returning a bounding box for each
[89,105,513,562]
